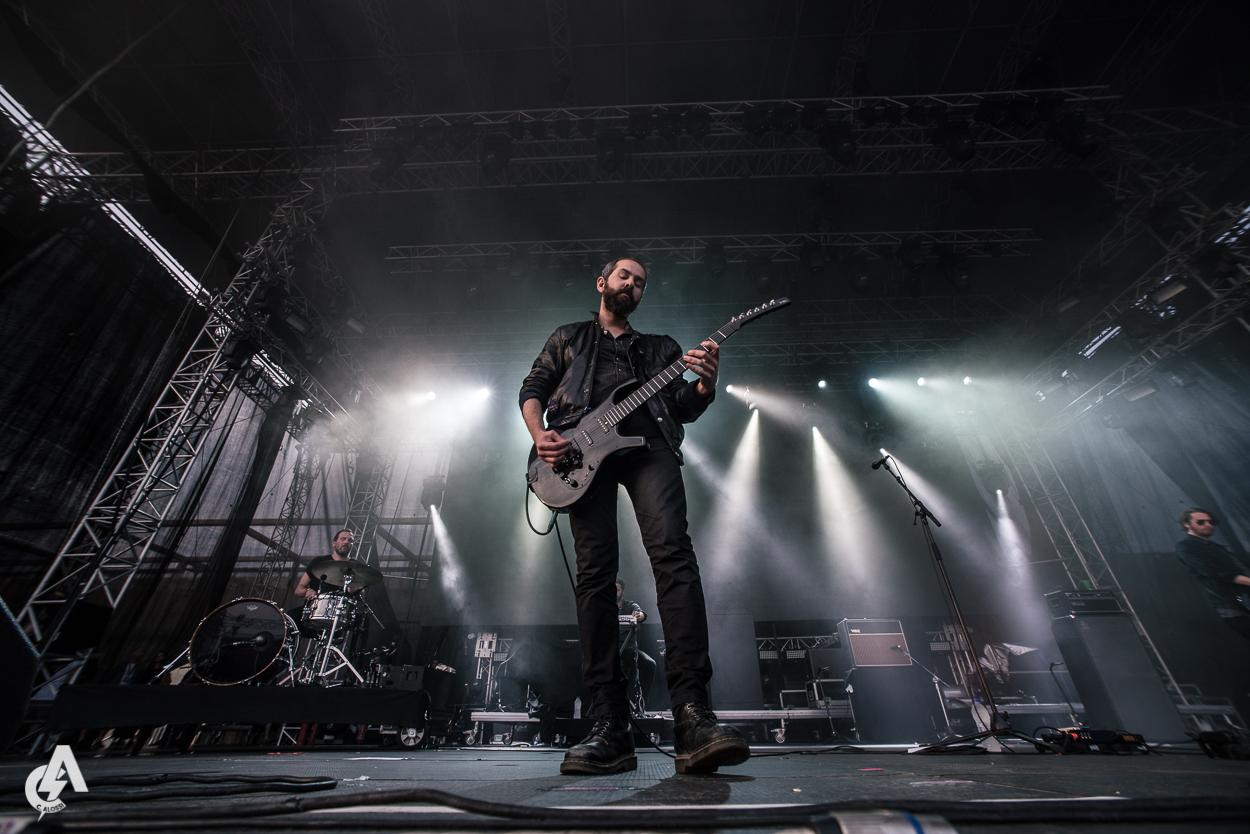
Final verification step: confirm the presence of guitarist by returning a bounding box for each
[1175,508,1250,643]
[519,257,749,775]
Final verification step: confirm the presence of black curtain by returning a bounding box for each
[170,395,296,643]
[0,207,198,608]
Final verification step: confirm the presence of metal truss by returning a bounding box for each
[55,105,1248,204]
[1026,204,1248,398]
[371,295,1026,370]
[1045,206,1250,430]
[14,177,358,692]
[950,414,1190,706]
[1109,1,1208,102]
[385,229,1036,273]
[830,0,883,97]
[343,449,397,568]
[357,0,422,113]
[986,0,1063,91]
[545,0,574,106]
[250,440,324,600]
[215,0,317,143]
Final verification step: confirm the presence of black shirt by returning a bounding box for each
[591,323,662,439]
[1175,536,1249,617]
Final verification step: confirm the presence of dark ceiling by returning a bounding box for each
[2,0,1248,391]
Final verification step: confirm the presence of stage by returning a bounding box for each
[2,746,1248,832]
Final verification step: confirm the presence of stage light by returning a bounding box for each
[917,377,925,386]
[817,379,828,389]
[421,475,446,509]
[627,109,654,141]
[409,391,435,405]
[818,123,857,166]
[726,384,736,394]
[931,120,976,162]
[703,244,728,277]
[868,378,880,388]
[896,238,928,273]
[596,133,627,173]
[963,376,971,385]
[475,388,491,400]
[996,488,1002,495]
[798,240,827,275]
[684,106,710,139]
[480,133,512,177]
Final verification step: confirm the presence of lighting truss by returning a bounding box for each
[343,449,398,568]
[1026,203,1250,427]
[47,93,1247,202]
[364,295,1026,371]
[384,229,1037,273]
[1045,205,1250,430]
[249,441,325,600]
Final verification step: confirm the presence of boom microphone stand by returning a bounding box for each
[871,454,1046,753]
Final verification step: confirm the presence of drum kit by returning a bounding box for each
[162,559,387,687]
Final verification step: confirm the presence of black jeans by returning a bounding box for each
[569,444,712,716]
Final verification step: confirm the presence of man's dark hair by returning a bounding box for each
[615,577,624,591]
[1179,507,1216,526]
[600,257,648,281]
[333,528,353,540]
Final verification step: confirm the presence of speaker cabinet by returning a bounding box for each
[707,612,764,710]
[846,665,946,744]
[1048,593,1189,743]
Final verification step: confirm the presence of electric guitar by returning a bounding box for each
[526,298,791,509]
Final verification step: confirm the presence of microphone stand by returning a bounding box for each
[873,456,1048,753]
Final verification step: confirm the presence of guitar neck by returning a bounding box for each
[600,328,731,429]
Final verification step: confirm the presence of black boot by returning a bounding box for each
[560,712,636,775]
[672,702,750,774]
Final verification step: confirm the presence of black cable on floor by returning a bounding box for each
[39,788,1250,830]
[2,780,336,806]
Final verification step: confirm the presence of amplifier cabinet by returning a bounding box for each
[837,619,910,668]
[1050,612,1189,743]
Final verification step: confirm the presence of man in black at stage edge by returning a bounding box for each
[519,257,749,775]
[294,529,364,600]
[1175,508,1250,643]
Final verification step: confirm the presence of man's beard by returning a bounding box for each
[602,286,640,317]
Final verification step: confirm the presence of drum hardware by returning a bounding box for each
[293,568,388,687]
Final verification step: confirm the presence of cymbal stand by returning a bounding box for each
[874,456,1049,753]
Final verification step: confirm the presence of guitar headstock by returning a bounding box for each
[723,297,791,333]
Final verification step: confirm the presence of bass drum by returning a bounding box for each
[190,598,297,685]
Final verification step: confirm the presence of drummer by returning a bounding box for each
[294,529,367,600]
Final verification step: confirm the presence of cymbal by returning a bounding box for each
[310,559,383,589]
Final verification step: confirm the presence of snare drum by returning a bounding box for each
[303,592,359,628]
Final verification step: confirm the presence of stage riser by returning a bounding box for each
[46,685,427,731]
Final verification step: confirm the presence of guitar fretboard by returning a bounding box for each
[598,325,734,431]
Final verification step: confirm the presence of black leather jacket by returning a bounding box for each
[519,316,714,462]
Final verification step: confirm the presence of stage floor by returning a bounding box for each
[2,746,1248,833]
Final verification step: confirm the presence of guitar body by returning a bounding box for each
[527,380,648,509]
